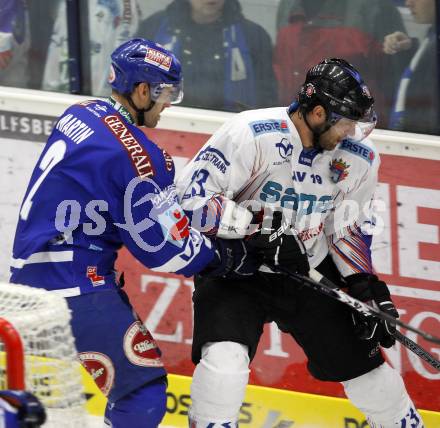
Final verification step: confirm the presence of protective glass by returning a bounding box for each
[150,81,184,104]
[329,109,377,143]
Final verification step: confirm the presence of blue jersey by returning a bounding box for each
[10,99,214,295]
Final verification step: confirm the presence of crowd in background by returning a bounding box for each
[0,0,438,135]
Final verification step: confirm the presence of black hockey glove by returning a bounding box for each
[200,238,263,278]
[345,273,399,348]
[246,211,309,275]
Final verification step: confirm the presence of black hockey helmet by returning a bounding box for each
[296,58,377,144]
[298,58,374,120]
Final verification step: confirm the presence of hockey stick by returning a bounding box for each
[393,330,440,371]
[271,265,440,371]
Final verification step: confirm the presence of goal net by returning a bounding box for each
[0,282,88,427]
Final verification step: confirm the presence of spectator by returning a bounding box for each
[27,0,57,89]
[0,0,30,88]
[42,0,140,95]
[273,0,407,127]
[137,0,276,112]
[384,0,438,134]
[276,0,298,30]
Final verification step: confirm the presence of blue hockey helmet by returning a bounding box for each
[109,38,183,104]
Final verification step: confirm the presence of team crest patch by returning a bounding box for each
[123,321,164,368]
[86,266,105,286]
[304,83,316,98]
[155,203,190,247]
[79,352,115,396]
[330,158,350,183]
[169,209,190,241]
[144,47,172,71]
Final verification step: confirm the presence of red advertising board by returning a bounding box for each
[117,128,440,411]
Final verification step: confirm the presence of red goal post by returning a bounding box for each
[0,317,25,390]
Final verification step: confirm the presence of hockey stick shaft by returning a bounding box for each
[307,269,440,345]
[393,330,440,370]
[307,269,440,371]
[272,266,440,371]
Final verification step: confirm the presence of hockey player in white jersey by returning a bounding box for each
[176,58,424,427]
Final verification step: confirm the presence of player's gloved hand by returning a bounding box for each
[0,390,46,427]
[246,211,309,275]
[345,273,399,348]
[200,238,263,278]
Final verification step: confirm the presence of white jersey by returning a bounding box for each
[43,0,140,95]
[176,107,380,277]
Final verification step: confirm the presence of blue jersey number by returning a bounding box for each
[20,139,66,220]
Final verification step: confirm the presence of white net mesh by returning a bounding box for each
[0,282,88,427]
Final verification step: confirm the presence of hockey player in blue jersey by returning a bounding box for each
[9,38,264,427]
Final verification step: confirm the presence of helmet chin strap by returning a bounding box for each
[126,95,156,126]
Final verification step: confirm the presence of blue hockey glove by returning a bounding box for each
[345,273,399,348]
[201,238,263,278]
[246,211,309,275]
[0,390,46,427]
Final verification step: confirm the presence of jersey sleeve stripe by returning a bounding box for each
[329,225,373,274]
[11,250,74,269]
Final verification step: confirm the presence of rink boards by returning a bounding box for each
[1,354,438,427]
[81,371,440,427]
[0,87,439,419]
